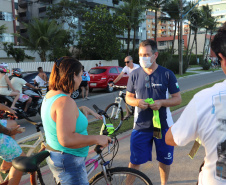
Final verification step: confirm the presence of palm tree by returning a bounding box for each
[161,0,180,55]
[18,19,68,61]
[130,0,146,58]
[116,1,134,55]
[146,0,166,41]
[205,18,217,59]
[187,7,204,65]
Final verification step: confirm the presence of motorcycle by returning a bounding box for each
[0,88,43,119]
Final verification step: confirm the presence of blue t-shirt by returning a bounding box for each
[82,71,90,81]
[127,65,180,131]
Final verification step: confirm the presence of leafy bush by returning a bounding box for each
[202,62,211,70]
[165,56,188,74]
[187,54,204,65]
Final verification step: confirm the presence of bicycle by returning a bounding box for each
[105,85,134,132]
[0,111,45,184]
[12,104,152,185]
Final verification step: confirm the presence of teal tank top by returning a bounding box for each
[41,94,89,157]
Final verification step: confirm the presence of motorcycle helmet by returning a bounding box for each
[0,63,10,73]
[12,68,23,77]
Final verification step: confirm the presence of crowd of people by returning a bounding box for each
[0,23,225,185]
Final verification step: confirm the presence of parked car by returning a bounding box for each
[10,71,81,100]
[88,66,129,92]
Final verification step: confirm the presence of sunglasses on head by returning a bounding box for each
[124,61,130,64]
[55,56,70,67]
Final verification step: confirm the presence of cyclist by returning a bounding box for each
[0,63,20,109]
[166,22,226,185]
[110,56,140,120]
[0,103,24,185]
[10,68,39,113]
[41,56,111,185]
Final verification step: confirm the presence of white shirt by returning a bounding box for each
[122,63,140,74]
[11,77,27,93]
[35,75,46,86]
[171,80,226,185]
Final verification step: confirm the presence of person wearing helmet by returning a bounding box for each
[0,63,20,109]
[11,68,38,113]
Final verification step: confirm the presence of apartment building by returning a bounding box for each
[146,11,176,39]
[0,0,19,44]
[199,0,226,27]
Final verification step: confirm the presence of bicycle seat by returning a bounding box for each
[12,151,50,172]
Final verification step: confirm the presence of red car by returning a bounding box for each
[88,66,129,92]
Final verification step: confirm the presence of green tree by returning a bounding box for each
[146,0,166,41]
[46,0,88,47]
[18,19,71,62]
[161,0,181,55]
[3,43,32,63]
[77,5,126,60]
[0,25,7,35]
[129,0,146,58]
[187,7,204,65]
[115,1,134,55]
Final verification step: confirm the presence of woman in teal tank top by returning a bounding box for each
[41,57,111,185]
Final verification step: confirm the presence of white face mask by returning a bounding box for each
[139,55,154,68]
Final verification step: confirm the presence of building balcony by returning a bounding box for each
[152,28,155,31]
[18,0,28,9]
[161,34,167,37]
[152,22,155,25]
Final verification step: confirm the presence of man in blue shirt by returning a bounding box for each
[126,39,181,185]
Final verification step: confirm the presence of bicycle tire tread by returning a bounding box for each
[89,167,152,185]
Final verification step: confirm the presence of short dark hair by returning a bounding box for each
[211,23,226,61]
[49,57,82,93]
[37,67,43,72]
[139,40,158,53]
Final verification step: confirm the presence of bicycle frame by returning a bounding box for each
[112,90,133,119]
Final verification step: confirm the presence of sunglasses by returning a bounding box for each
[55,56,70,67]
[145,76,150,88]
[124,61,130,64]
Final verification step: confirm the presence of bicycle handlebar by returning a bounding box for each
[113,85,127,89]
[93,104,107,116]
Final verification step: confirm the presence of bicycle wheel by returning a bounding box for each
[89,167,152,185]
[105,103,123,132]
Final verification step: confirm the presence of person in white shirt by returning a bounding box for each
[11,68,38,113]
[110,56,140,120]
[34,67,48,98]
[34,67,47,87]
[110,56,140,87]
[165,23,226,185]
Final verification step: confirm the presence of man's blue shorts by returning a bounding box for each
[130,129,174,165]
